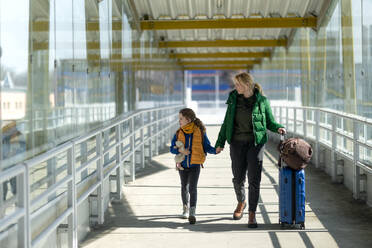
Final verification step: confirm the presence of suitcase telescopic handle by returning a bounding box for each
[278,134,286,169]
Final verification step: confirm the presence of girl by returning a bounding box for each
[215,72,286,228]
[170,108,219,224]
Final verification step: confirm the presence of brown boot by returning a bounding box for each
[233,201,246,220]
[248,211,257,228]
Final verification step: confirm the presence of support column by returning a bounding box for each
[112,0,124,116]
[341,0,357,114]
[85,0,101,115]
[277,48,286,101]
[27,1,51,151]
[315,27,327,107]
[341,0,359,199]
[300,28,311,107]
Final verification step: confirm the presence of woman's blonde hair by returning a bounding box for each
[234,72,263,95]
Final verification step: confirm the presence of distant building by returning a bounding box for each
[1,72,26,124]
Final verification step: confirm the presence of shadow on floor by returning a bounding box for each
[264,141,372,248]
[82,141,372,248]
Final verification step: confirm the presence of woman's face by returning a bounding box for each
[233,79,250,95]
[179,113,190,127]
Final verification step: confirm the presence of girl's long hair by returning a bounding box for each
[234,72,263,95]
[179,108,206,134]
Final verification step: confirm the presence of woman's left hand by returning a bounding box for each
[278,128,286,135]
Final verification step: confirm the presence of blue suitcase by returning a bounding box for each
[279,166,306,229]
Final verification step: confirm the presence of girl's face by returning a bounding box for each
[234,79,251,95]
[179,113,191,127]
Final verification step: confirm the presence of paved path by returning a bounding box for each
[81,126,372,248]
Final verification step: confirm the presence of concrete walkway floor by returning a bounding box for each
[81,126,372,248]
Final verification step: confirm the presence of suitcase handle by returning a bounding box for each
[278,134,286,168]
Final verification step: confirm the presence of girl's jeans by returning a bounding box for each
[179,166,201,208]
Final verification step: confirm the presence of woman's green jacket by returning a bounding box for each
[215,89,284,148]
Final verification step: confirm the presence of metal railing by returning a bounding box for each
[0,105,182,248]
[271,105,372,201]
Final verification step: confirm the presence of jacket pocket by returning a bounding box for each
[253,113,263,121]
[254,121,265,131]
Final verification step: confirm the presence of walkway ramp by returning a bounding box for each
[81,126,372,248]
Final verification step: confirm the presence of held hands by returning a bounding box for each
[216,147,224,154]
[278,128,286,135]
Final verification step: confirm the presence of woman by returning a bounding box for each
[215,72,286,228]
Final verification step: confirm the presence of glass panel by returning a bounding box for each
[360,0,372,118]
[0,0,29,170]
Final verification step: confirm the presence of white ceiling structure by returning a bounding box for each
[132,0,332,70]
[29,0,332,70]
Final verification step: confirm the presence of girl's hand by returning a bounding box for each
[180,149,190,156]
[278,128,286,135]
[216,147,224,154]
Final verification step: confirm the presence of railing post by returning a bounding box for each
[155,110,159,155]
[286,107,289,134]
[115,124,123,200]
[97,133,105,224]
[131,117,136,182]
[279,107,283,126]
[294,108,297,135]
[141,113,145,169]
[331,114,337,182]
[353,120,360,199]
[47,157,57,201]
[18,164,30,248]
[303,109,307,138]
[148,112,152,160]
[67,145,77,248]
[315,109,320,168]
[160,110,164,147]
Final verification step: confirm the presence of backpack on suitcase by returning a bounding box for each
[278,137,313,170]
[278,135,308,229]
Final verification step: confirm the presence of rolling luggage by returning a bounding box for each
[278,135,306,229]
[279,166,305,229]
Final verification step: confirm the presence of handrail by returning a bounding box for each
[271,104,372,202]
[0,104,183,248]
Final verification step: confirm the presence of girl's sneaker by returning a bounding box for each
[189,207,196,224]
[181,205,188,219]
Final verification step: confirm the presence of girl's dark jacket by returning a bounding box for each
[215,89,283,148]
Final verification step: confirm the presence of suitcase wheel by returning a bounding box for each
[300,223,305,229]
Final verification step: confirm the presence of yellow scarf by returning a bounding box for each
[177,122,206,165]
[181,122,195,134]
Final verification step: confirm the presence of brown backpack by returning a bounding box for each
[278,137,313,170]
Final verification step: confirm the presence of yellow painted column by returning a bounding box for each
[341,0,357,114]
[85,0,101,69]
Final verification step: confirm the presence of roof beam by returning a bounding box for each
[159,39,287,48]
[170,51,270,59]
[183,65,252,71]
[140,17,317,30]
[180,60,260,66]
[33,17,317,32]
[32,40,285,50]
